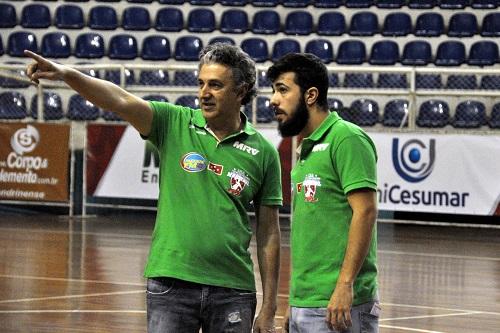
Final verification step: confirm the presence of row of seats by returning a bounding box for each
[10,0,498,9]
[3,31,498,67]
[3,91,499,129]
[2,4,498,37]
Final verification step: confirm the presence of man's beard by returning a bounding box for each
[278,97,309,137]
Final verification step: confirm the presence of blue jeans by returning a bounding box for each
[147,277,257,333]
[289,300,380,333]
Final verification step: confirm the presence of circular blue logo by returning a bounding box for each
[180,152,207,172]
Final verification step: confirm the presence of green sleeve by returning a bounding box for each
[145,101,173,149]
[255,147,283,207]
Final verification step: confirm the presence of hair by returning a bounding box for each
[267,53,329,109]
[199,43,257,105]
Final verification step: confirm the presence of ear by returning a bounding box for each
[236,84,248,101]
[304,87,319,106]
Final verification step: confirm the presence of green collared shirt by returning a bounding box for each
[144,102,282,291]
[290,111,378,307]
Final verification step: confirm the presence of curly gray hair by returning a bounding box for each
[199,43,257,105]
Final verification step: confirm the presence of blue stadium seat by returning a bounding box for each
[122,6,151,30]
[143,95,169,102]
[435,41,466,66]
[317,12,345,36]
[448,13,477,37]
[41,32,72,58]
[344,73,373,88]
[480,75,500,90]
[188,8,216,33]
[174,36,203,61]
[252,10,280,34]
[0,3,17,28]
[446,75,477,90]
[257,70,271,87]
[481,13,500,37]
[281,0,310,7]
[345,0,373,7]
[401,41,432,66]
[382,12,412,36]
[21,4,51,28]
[76,62,100,79]
[305,39,334,63]
[350,99,379,126]
[452,100,487,128]
[68,95,100,121]
[0,36,3,56]
[472,0,498,8]
[102,110,123,121]
[31,92,64,120]
[0,92,27,120]
[377,73,408,89]
[376,0,405,7]
[109,34,138,59]
[158,0,185,3]
[105,69,135,85]
[190,0,215,4]
[139,69,169,85]
[0,62,30,88]
[337,40,366,65]
[174,70,198,86]
[416,74,442,89]
[128,0,154,2]
[155,8,183,32]
[328,98,343,110]
[415,13,444,36]
[337,107,354,122]
[314,0,342,7]
[220,9,249,33]
[408,0,436,8]
[329,73,339,87]
[176,95,200,109]
[220,0,248,5]
[349,12,378,36]
[383,99,408,127]
[89,6,118,30]
[489,103,500,128]
[250,0,279,6]
[55,5,84,29]
[440,0,469,8]
[241,38,269,62]
[256,96,273,123]
[8,32,38,57]
[468,41,499,66]
[209,37,236,45]
[272,39,300,62]
[75,33,105,58]
[285,11,313,35]
[142,35,171,60]
[370,41,399,65]
[417,100,449,127]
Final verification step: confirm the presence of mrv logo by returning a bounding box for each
[392,138,435,183]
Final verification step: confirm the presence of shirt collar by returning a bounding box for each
[191,109,256,136]
[306,111,341,142]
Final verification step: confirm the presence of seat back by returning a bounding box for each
[272,39,300,61]
[408,0,436,8]
[305,39,334,63]
[337,40,366,64]
[376,0,405,8]
[176,95,200,109]
[75,33,105,58]
[0,92,27,120]
[448,13,477,37]
[21,4,51,28]
[187,8,216,32]
[401,41,432,66]
[480,75,500,90]
[241,38,269,62]
[68,94,100,121]
[344,73,373,88]
[209,37,236,45]
[175,36,203,61]
[345,0,373,7]
[472,0,498,8]
[109,34,138,59]
[122,6,151,30]
[220,9,249,33]
[252,10,280,34]
[8,32,38,57]
[173,70,198,86]
[453,100,487,128]
[31,92,64,120]
[41,32,72,58]
[382,12,411,36]
[440,0,469,8]
[435,41,466,66]
[350,11,378,36]
[281,0,310,7]
[370,40,399,65]
[417,100,450,127]
[350,99,379,126]
[55,5,84,29]
[89,6,118,30]
[481,13,500,37]
[317,12,345,36]
[142,35,171,60]
[446,75,477,90]
[139,70,169,85]
[284,11,313,35]
[377,73,408,89]
[105,69,136,86]
[314,0,343,7]
[0,3,17,28]
[155,8,183,32]
[489,103,500,128]
[416,74,442,89]
[383,99,409,127]
[468,41,499,66]
[415,13,444,36]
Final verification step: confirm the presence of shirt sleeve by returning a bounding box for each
[143,101,171,149]
[255,146,283,207]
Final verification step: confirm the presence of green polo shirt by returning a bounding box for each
[290,111,378,307]
[143,102,282,291]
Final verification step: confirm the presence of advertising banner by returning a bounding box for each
[0,123,70,202]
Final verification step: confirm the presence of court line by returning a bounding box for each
[0,309,145,314]
[381,302,500,316]
[0,290,144,304]
[379,324,445,333]
[0,274,144,287]
[380,311,484,322]
[378,250,500,262]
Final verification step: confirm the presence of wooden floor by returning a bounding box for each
[0,211,499,333]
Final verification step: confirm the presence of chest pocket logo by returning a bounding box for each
[303,174,321,202]
[181,152,207,172]
[227,169,250,196]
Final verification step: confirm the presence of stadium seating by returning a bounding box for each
[174,36,203,61]
[173,70,198,86]
[480,75,500,90]
[176,95,200,109]
[337,40,366,65]
[401,41,432,66]
[104,69,136,85]
[481,13,500,37]
[241,38,269,62]
[383,99,409,127]
[88,6,118,30]
[102,110,123,121]
[209,37,236,45]
[377,73,408,89]
[68,95,100,121]
[158,0,185,3]
[350,99,379,126]
[408,0,436,8]
[382,12,412,36]
[285,11,313,35]
[344,73,374,88]
[187,8,216,33]
[446,75,477,90]
[345,0,373,8]
[370,41,399,65]
[376,0,405,8]
[143,95,169,102]
[155,8,183,32]
[415,13,444,37]
[314,0,343,7]
[41,32,72,58]
[31,92,64,121]
[0,3,17,28]
[122,6,151,31]
[220,9,249,33]
[317,12,346,36]
[435,41,466,66]
[452,100,487,128]
[257,70,271,87]
[250,0,280,6]
[142,35,171,60]
[75,33,105,58]
[417,100,450,127]
[440,0,469,9]
[305,39,334,63]
[281,0,310,7]
[109,35,138,59]
[139,69,169,85]
[329,73,339,87]
[252,10,280,34]
[328,98,343,110]
[220,0,248,5]
[472,0,498,9]
[21,4,51,28]
[55,5,84,29]
[0,92,27,120]
[489,103,500,128]
[349,12,378,36]
[416,74,442,89]
[8,32,38,57]
[0,36,3,56]
[272,39,301,62]
[468,41,499,66]
[0,62,30,88]
[448,13,478,37]
[256,96,274,123]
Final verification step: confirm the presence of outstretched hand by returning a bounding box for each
[25,50,67,85]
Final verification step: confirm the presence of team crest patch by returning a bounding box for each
[180,152,207,172]
[227,169,250,196]
[303,174,321,202]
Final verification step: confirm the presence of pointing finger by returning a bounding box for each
[24,50,45,63]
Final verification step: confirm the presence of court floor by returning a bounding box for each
[0,211,499,332]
